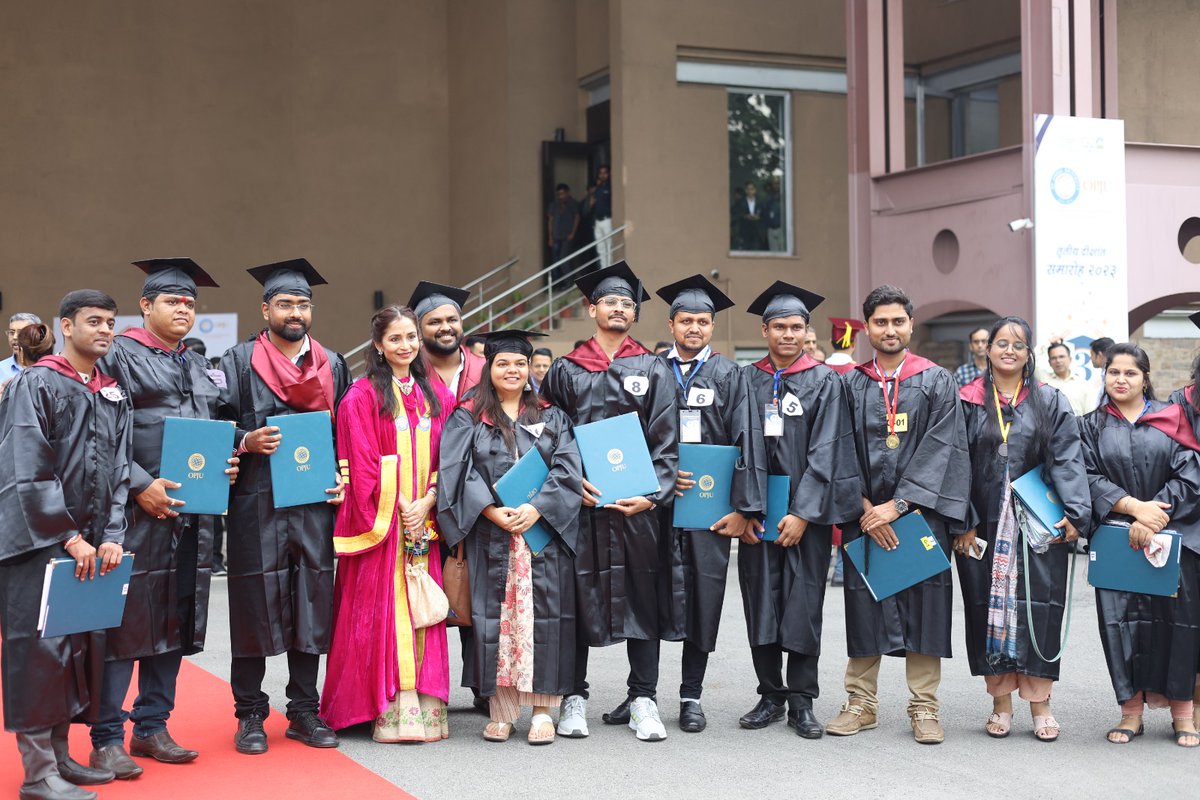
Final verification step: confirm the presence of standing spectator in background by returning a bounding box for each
[588,165,613,269]
[1088,337,1115,409]
[954,328,990,388]
[1,312,41,390]
[530,347,553,393]
[1044,341,1096,415]
[466,336,486,359]
[825,318,865,376]
[765,176,785,252]
[802,330,819,357]
[812,347,827,363]
[731,182,768,251]
[548,183,581,287]
[654,341,673,356]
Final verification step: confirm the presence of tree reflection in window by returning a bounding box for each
[728,90,789,255]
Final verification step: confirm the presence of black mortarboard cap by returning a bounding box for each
[408,281,471,320]
[479,329,548,360]
[133,257,219,298]
[246,258,327,301]
[655,274,735,319]
[1190,310,1200,331]
[746,280,825,322]
[573,261,652,304]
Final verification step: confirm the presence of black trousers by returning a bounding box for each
[572,639,661,701]
[751,643,819,710]
[231,649,320,720]
[680,641,709,700]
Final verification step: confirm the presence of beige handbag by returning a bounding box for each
[405,558,449,629]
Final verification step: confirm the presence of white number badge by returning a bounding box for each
[623,374,649,396]
[686,387,714,407]
[781,392,803,417]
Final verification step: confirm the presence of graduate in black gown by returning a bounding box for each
[539,262,678,742]
[653,275,763,734]
[1166,311,1200,730]
[955,317,1090,742]
[1081,342,1200,747]
[217,260,350,754]
[736,282,861,739]
[438,330,583,744]
[0,291,131,800]
[89,260,238,777]
[829,285,971,745]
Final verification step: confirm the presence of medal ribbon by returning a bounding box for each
[874,357,904,439]
[992,381,1022,447]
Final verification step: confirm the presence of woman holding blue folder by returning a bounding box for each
[438,329,583,745]
[956,317,1091,742]
[1080,342,1200,747]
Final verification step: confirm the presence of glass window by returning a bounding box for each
[728,90,790,255]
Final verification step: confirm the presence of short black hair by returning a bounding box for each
[1090,337,1115,355]
[654,341,672,351]
[465,335,485,348]
[58,289,117,322]
[597,164,609,171]
[532,347,553,359]
[555,183,570,192]
[968,327,989,341]
[183,337,207,356]
[1046,340,1071,358]
[862,284,913,320]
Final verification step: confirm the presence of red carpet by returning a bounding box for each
[1,660,415,799]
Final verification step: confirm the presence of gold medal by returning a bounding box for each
[886,433,900,449]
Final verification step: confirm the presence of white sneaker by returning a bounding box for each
[628,696,667,741]
[557,695,589,738]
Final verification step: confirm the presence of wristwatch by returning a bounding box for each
[893,498,909,515]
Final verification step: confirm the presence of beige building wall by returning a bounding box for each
[0,0,451,353]
[1118,0,1200,146]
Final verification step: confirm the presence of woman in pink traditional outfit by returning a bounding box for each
[320,305,454,742]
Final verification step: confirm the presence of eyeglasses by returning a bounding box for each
[992,340,1028,352]
[597,298,636,310]
[272,301,314,313]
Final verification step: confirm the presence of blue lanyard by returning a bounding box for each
[772,368,785,406]
[673,352,708,394]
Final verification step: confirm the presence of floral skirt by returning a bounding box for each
[373,689,448,743]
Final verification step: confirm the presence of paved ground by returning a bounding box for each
[191,546,1198,799]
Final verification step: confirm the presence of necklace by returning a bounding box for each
[393,375,414,396]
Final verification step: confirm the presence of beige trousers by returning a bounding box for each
[844,653,941,714]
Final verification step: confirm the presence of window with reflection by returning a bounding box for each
[728,90,790,254]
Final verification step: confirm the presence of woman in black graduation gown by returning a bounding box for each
[1167,342,1200,730]
[437,330,583,745]
[1081,343,1200,747]
[956,317,1090,741]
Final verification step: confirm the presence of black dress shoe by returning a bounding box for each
[234,714,268,755]
[130,730,198,763]
[679,701,707,733]
[56,757,113,786]
[787,707,824,739]
[19,776,96,800]
[603,697,632,725]
[88,745,143,780]
[286,711,339,748]
[738,697,786,729]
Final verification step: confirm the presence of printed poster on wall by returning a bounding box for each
[1033,114,1128,355]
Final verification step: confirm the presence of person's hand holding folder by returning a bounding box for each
[859,497,899,551]
[136,477,185,519]
[243,424,282,454]
[605,495,654,517]
[775,515,809,548]
[66,537,123,581]
[582,478,602,507]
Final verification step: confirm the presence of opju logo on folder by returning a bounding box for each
[573,412,658,500]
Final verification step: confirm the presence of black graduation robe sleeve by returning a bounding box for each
[894,369,972,525]
[98,346,154,496]
[1045,389,1092,535]
[643,357,679,506]
[791,370,861,526]
[437,407,497,548]
[217,348,250,447]
[1079,413,1131,521]
[723,365,765,516]
[529,407,583,556]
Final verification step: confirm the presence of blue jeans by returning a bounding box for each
[90,650,183,748]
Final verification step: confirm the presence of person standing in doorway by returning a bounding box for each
[588,165,613,270]
[548,183,581,287]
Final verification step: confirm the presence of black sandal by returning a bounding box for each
[1106,723,1144,744]
[1172,720,1200,748]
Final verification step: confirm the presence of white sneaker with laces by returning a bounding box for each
[557,695,589,738]
[628,697,667,741]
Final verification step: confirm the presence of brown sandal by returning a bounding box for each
[483,721,513,742]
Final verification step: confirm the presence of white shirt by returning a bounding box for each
[667,343,712,377]
[291,335,312,367]
[1045,371,1097,416]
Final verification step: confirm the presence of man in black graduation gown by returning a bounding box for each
[654,275,763,733]
[828,285,971,744]
[0,290,131,800]
[217,260,350,754]
[540,261,678,742]
[88,259,237,777]
[737,282,862,739]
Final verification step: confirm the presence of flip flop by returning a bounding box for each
[1032,714,1060,742]
[528,713,556,746]
[985,711,1012,739]
[483,721,513,742]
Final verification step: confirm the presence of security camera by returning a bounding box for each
[1008,218,1034,232]
[710,269,721,279]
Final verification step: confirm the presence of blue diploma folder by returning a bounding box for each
[267,411,337,509]
[1011,467,1065,530]
[493,448,554,556]
[673,444,740,530]
[842,511,950,601]
[160,417,236,515]
[760,475,790,542]
[573,412,659,501]
[38,554,135,638]
[1088,523,1182,597]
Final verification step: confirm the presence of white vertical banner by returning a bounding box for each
[1033,115,1128,350]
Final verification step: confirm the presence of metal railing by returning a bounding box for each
[344,226,625,375]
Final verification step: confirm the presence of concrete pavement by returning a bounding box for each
[190,546,1197,799]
